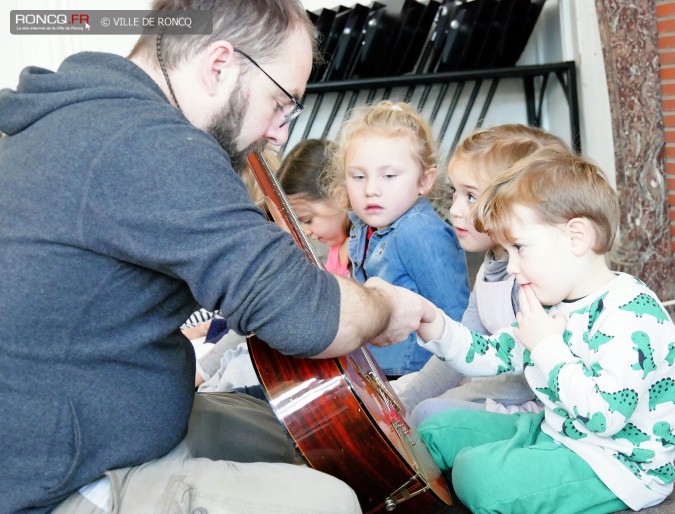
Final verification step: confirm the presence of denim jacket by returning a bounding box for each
[348,197,469,376]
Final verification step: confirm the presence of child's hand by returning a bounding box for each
[513,285,567,351]
[417,307,446,342]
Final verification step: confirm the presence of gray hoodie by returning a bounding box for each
[0,52,339,513]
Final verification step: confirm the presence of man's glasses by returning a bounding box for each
[234,49,304,128]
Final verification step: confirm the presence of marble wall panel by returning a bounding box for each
[595,0,674,305]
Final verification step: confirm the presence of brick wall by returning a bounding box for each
[657,1,675,254]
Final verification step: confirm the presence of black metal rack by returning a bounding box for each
[285,60,580,161]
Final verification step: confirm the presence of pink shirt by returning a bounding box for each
[324,243,350,278]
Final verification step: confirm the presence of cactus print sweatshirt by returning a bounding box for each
[418,272,675,510]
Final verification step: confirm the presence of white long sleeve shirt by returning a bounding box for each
[419,272,675,510]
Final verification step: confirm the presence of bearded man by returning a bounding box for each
[0,1,436,512]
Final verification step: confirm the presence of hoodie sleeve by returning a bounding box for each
[80,120,340,357]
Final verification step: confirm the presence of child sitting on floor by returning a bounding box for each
[396,124,572,426]
[278,138,351,277]
[324,100,469,378]
[417,145,675,513]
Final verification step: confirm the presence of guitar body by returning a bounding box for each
[245,152,453,513]
[248,336,453,513]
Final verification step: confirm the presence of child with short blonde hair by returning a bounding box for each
[325,100,469,377]
[417,146,675,513]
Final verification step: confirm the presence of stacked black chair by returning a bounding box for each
[309,0,547,82]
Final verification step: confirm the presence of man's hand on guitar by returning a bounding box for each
[364,277,437,347]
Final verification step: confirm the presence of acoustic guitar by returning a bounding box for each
[245,152,454,513]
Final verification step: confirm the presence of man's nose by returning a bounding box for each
[263,120,289,146]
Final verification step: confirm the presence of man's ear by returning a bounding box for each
[202,40,237,96]
[566,217,594,256]
[419,167,437,195]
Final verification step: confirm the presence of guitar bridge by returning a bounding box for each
[349,355,434,511]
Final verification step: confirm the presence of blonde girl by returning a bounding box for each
[325,100,470,378]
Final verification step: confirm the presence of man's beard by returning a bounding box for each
[207,81,267,174]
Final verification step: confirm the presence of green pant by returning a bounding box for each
[419,409,628,514]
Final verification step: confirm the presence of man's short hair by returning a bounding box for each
[129,0,318,67]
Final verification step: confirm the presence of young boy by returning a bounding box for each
[395,124,572,426]
[417,146,675,513]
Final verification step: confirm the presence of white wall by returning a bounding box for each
[2,0,150,90]
[559,0,616,186]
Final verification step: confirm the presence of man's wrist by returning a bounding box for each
[370,286,394,335]
[362,278,395,343]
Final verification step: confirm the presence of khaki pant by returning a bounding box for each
[54,441,361,514]
[54,392,361,514]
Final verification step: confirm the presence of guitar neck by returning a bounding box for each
[246,152,325,269]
